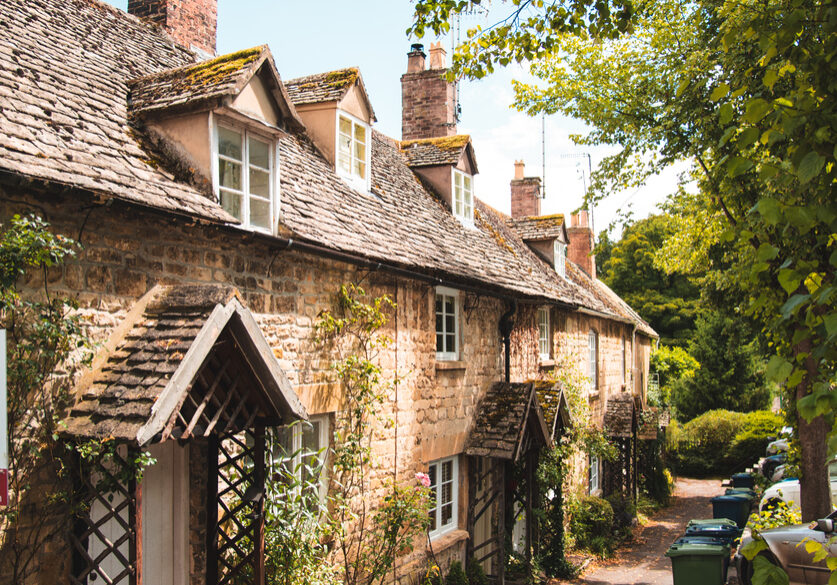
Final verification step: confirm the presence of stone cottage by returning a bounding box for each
[0,0,657,584]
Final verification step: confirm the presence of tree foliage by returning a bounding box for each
[408,0,635,79]
[672,311,770,421]
[600,215,701,346]
[649,345,698,407]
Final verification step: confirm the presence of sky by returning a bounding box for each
[104,0,680,236]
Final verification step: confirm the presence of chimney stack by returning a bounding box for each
[401,43,457,140]
[128,0,217,56]
[510,160,542,218]
[568,211,596,279]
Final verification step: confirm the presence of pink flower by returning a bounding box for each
[415,472,431,488]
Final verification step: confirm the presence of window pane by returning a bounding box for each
[429,464,437,488]
[436,312,443,333]
[218,127,242,160]
[250,197,270,229]
[249,168,270,198]
[464,175,472,191]
[436,333,444,352]
[442,461,452,483]
[220,190,242,220]
[338,134,352,173]
[444,297,454,315]
[219,159,242,190]
[354,123,366,145]
[249,136,270,168]
[446,334,455,352]
[339,116,352,137]
[435,295,443,314]
[445,314,455,334]
[354,159,366,180]
[441,503,452,525]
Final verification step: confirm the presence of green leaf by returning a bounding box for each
[711,83,731,101]
[766,355,793,384]
[729,156,754,177]
[745,98,771,123]
[757,244,779,261]
[720,103,734,125]
[829,569,837,585]
[752,555,790,585]
[781,293,808,317]
[741,538,768,561]
[757,198,782,224]
[825,314,837,338]
[738,127,760,148]
[778,269,802,295]
[798,151,826,184]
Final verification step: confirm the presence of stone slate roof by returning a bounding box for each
[64,285,240,441]
[566,262,658,338]
[0,0,233,223]
[0,0,657,315]
[604,393,636,438]
[465,382,552,460]
[399,135,474,170]
[508,214,566,242]
[127,46,266,117]
[284,67,377,122]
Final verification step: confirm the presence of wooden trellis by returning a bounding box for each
[70,447,138,585]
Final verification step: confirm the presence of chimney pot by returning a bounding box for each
[514,160,525,180]
[429,42,447,69]
[407,44,427,73]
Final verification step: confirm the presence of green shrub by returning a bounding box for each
[671,409,783,476]
[465,559,489,585]
[605,493,636,532]
[445,561,468,585]
[570,496,614,556]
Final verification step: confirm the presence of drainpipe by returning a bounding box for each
[498,301,517,383]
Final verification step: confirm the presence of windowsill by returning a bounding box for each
[539,358,555,368]
[426,528,469,554]
[436,360,466,371]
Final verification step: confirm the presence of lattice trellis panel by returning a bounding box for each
[70,447,137,585]
[208,427,266,585]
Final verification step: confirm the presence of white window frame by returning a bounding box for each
[588,330,598,390]
[271,415,330,502]
[554,240,567,277]
[428,456,459,539]
[589,454,600,494]
[435,286,460,361]
[537,307,551,360]
[211,117,279,234]
[335,110,371,192]
[452,168,474,225]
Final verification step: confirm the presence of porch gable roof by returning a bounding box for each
[465,381,553,461]
[63,284,305,445]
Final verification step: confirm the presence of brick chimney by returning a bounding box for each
[568,210,596,279]
[401,42,457,140]
[128,0,217,56]
[510,160,542,218]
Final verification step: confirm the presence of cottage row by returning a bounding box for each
[0,0,658,583]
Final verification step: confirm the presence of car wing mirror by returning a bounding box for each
[814,519,834,533]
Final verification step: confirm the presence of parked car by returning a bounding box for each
[766,438,790,455]
[736,510,837,585]
[760,458,837,512]
[762,453,788,479]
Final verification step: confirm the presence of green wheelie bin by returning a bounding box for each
[666,538,731,585]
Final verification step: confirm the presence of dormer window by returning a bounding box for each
[554,240,567,277]
[452,169,474,224]
[336,112,369,190]
[215,122,277,233]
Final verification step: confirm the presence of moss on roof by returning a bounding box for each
[520,213,565,225]
[399,134,471,153]
[183,46,264,86]
[324,67,359,90]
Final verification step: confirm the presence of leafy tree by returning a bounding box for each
[649,345,698,407]
[672,311,769,421]
[413,0,837,521]
[600,215,701,346]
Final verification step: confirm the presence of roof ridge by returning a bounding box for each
[127,45,267,85]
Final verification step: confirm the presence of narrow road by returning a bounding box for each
[565,477,724,585]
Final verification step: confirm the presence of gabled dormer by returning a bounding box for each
[127,45,304,234]
[284,68,377,193]
[506,162,569,276]
[400,136,479,225]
